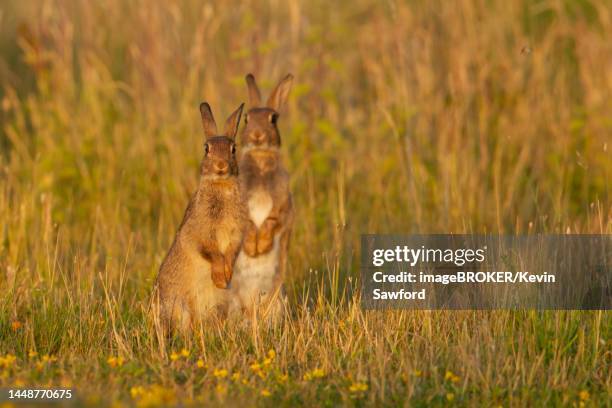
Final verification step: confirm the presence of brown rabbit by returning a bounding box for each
[155,102,247,332]
[230,73,294,320]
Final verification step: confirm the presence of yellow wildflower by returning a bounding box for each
[0,354,17,369]
[231,372,241,381]
[13,379,25,387]
[180,348,189,358]
[578,390,590,401]
[260,389,271,397]
[133,385,176,407]
[262,357,273,366]
[414,370,422,377]
[130,386,145,398]
[446,393,455,401]
[41,354,57,363]
[196,359,205,369]
[250,363,261,372]
[311,368,325,378]
[349,382,368,393]
[107,356,125,368]
[170,352,179,362]
[277,373,288,383]
[444,370,460,383]
[215,384,227,396]
[28,350,38,358]
[304,368,326,380]
[267,349,276,360]
[213,368,228,378]
[11,321,22,331]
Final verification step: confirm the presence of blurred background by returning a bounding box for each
[0,0,610,302]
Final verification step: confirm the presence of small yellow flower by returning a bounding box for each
[263,357,273,366]
[260,389,271,397]
[578,390,590,401]
[277,373,288,383]
[303,368,326,381]
[414,370,422,377]
[215,384,227,395]
[130,386,145,398]
[170,352,179,362]
[11,321,22,331]
[28,350,38,358]
[0,354,17,369]
[180,348,189,358]
[267,349,276,360]
[311,368,325,378]
[231,372,241,381]
[250,363,261,372]
[213,368,228,378]
[107,356,124,368]
[446,393,455,401]
[349,382,368,393]
[444,370,460,383]
[196,359,205,369]
[13,379,25,387]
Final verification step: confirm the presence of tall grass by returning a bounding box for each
[0,0,610,406]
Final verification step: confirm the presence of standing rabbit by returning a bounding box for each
[231,73,294,320]
[155,102,247,332]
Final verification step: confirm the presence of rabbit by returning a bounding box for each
[230,73,294,321]
[154,102,247,332]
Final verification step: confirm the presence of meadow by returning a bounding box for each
[0,0,610,406]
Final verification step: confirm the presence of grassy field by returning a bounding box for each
[0,0,610,406]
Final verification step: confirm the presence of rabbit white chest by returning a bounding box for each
[231,188,281,310]
[248,189,273,227]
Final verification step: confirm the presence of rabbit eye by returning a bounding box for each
[269,113,279,124]
[231,143,236,155]
[204,143,210,155]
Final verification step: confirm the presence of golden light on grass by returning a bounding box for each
[0,0,609,405]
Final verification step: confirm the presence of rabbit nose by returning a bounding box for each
[251,131,265,144]
[214,160,229,174]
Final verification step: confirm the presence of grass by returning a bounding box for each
[0,0,610,406]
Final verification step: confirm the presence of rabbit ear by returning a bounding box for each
[199,102,218,139]
[267,73,293,111]
[223,103,244,139]
[245,74,262,106]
